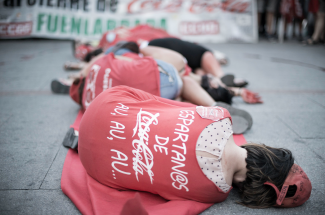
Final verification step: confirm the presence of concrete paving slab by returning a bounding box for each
[303,139,325,161]
[308,94,325,109]
[0,95,71,144]
[0,113,12,128]
[0,143,60,189]
[278,111,325,139]
[0,190,80,215]
[208,41,325,68]
[40,146,70,190]
[0,94,79,190]
[242,111,299,141]
[232,94,325,114]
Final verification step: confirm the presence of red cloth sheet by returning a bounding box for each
[62,110,247,215]
[98,24,176,51]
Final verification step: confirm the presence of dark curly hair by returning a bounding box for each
[238,143,296,208]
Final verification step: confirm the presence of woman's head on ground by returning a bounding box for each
[120,41,140,54]
[237,143,311,208]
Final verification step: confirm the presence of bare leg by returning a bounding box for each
[194,68,206,76]
[140,46,185,72]
[283,17,288,39]
[201,51,224,78]
[266,12,274,35]
[181,76,215,106]
[312,12,325,41]
[64,61,86,70]
[140,46,217,106]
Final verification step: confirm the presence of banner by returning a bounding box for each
[0,0,257,43]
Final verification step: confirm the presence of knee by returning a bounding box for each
[182,75,197,86]
[201,51,216,65]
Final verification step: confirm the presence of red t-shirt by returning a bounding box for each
[98,25,175,50]
[82,53,160,110]
[79,86,232,203]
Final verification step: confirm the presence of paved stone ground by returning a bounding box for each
[0,39,324,215]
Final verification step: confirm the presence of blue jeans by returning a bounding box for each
[155,59,183,100]
[105,47,131,56]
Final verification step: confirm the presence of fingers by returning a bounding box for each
[241,89,263,104]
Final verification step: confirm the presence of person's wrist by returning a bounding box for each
[238,88,243,96]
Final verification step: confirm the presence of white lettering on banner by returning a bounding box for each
[132,109,160,184]
[111,149,131,175]
[84,64,100,108]
[111,103,129,116]
[154,135,169,155]
[179,21,219,35]
[2,1,256,43]
[107,121,126,140]
[170,110,195,192]
[0,22,32,36]
[103,68,112,91]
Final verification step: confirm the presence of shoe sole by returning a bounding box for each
[51,80,70,94]
[62,127,78,150]
[231,116,249,134]
[221,74,248,88]
[221,74,235,87]
[215,102,253,130]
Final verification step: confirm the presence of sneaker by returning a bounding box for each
[214,102,253,134]
[62,127,78,150]
[51,79,71,94]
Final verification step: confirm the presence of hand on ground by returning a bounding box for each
[241,89,263,104]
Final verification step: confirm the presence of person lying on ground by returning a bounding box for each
[64,26,228,70]
[62,42,253,134]
[140,45,262,104]
[76,85,311,209]
[141,37,245,87]
[53,42,262,105]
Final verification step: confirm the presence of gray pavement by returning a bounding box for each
[0,39,324,215]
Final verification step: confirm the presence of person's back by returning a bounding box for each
[82,53,160,109]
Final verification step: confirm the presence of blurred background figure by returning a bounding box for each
[257,0,325,44]
[281,0,305,41]
[257,0,279,40]
[304,0,325,44]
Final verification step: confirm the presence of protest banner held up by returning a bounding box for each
[0,0,257,43]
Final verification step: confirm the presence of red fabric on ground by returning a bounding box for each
[98,25,176,50]
[62,134,246,215]
[233,133,246,146]
[62,150,212,215]
[62,126,246,215]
